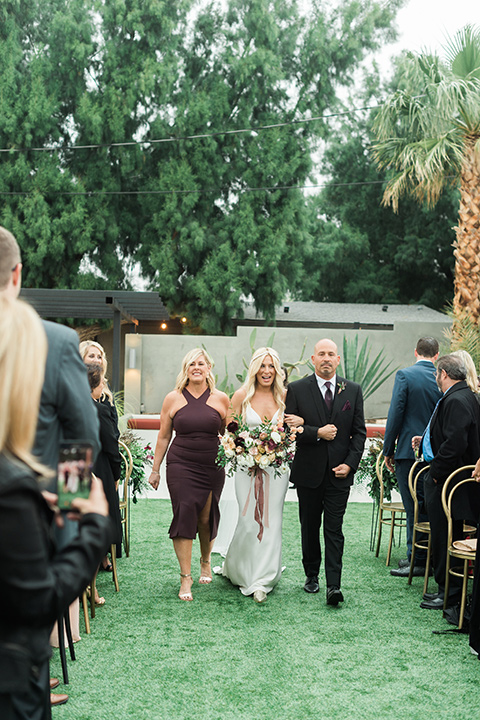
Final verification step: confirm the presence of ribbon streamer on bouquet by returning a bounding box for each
[242,466,270,542]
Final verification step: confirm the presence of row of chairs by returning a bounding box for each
[375,453,477,630]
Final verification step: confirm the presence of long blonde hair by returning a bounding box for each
[175,348,216,393]
[79,340,114,405]
[0,297,48,473]
[452,349,479,393]
[241,347,285,419]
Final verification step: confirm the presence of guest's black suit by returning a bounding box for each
[286,374,366,587]
[422,381,480,596]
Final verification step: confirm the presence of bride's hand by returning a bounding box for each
[284,413,304,428]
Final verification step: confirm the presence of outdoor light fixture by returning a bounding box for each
[161,322,167,330]
[181,317,187,324]
[128,348,137,369]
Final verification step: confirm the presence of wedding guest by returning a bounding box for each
[87,364,123,604]
[285,338,366,605]
[1,225,100,708]
[412,354,480,609]
[80,341,120,440]
[148,349,229,601]
[0,296,112,720]
[383,337,441,577]
[222,348,290,603]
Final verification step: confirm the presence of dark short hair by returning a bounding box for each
[416,337,439,358]
[436,354,467,381]
[86,363,103,392]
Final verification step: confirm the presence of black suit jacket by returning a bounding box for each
[286,374,366,488]
[428,381,480,483]
[0,453,113,692]
[33,320,100,486]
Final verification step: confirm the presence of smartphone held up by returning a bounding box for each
[57,441,93,511]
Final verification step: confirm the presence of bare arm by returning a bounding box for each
[148,394,176,490]
[227,388,246,424]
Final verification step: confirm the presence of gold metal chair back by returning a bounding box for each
[118,440,133,557]
[407,461,431,593]
[375,452,407,566]
[441,466,477,630]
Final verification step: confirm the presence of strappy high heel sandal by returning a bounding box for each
[199,558,212,584]
[179,573,193,601]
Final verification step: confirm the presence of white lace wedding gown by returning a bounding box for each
[222,406,289,596]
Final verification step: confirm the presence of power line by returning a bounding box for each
[0,179,387,197]
[0,104,382,154]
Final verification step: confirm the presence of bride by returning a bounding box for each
[222,347,289,603]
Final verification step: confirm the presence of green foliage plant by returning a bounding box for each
[339,334,398,400]
[118,429,153,503]
[356,436,398,503]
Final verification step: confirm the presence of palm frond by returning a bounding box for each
[444,25,480,80]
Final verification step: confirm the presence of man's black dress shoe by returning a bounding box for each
[421,593,460,609]
[326,586,344,606]
[390,565,426,577]
[420,596,444,609]
[304,576,319,593]
[423,591,441,601]
[397,558,410,568]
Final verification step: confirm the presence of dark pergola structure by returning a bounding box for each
[20,289,170,392]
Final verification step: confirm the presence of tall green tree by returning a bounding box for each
[299,68,457,309]
[372,25,480,329]
[0,0,403,332]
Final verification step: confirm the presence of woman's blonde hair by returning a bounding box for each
[452,349,479,393]
[79,340,114,405]
[175,348,216,393]
[0,297,49,474]
[241,347,285,419]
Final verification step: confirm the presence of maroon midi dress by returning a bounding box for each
[166,388,225,540]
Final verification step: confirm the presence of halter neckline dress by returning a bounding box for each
[166,387,225,540]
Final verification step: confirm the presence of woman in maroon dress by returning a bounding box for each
[149,349,229,601]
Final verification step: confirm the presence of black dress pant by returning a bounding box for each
[297,473,350,587]
[0,659,51,720]
[424,471,462,597]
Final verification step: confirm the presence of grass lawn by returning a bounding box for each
[51,499,479,720]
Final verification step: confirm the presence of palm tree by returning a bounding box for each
[372,25,480,330]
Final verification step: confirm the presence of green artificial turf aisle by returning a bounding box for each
[51,500,480,720]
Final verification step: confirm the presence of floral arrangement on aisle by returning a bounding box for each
[216,416,300,478]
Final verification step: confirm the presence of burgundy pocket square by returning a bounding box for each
[341,400,351,412]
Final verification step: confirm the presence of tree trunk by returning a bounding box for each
[452,137,480,334]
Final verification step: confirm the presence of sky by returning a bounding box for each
[383,0,478,59]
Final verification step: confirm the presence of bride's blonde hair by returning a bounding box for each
[241,347,285,419]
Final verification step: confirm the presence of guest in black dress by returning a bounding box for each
[81,340,120,568]
[148,348,229,601]
[0,297,112,720]
[86,365,122,603]
[80,341,119,440]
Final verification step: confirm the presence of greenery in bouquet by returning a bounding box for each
[119,429,154,503]
[217,415,300,477]
[356,436,398,504]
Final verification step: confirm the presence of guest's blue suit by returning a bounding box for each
[383,359,441,560]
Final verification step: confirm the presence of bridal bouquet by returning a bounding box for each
[217,415,299,478]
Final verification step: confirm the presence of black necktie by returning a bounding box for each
[325,381,333,411]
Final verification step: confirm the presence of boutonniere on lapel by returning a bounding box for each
[337,381,346,395]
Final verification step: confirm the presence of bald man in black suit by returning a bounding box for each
[285,339,366,605]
